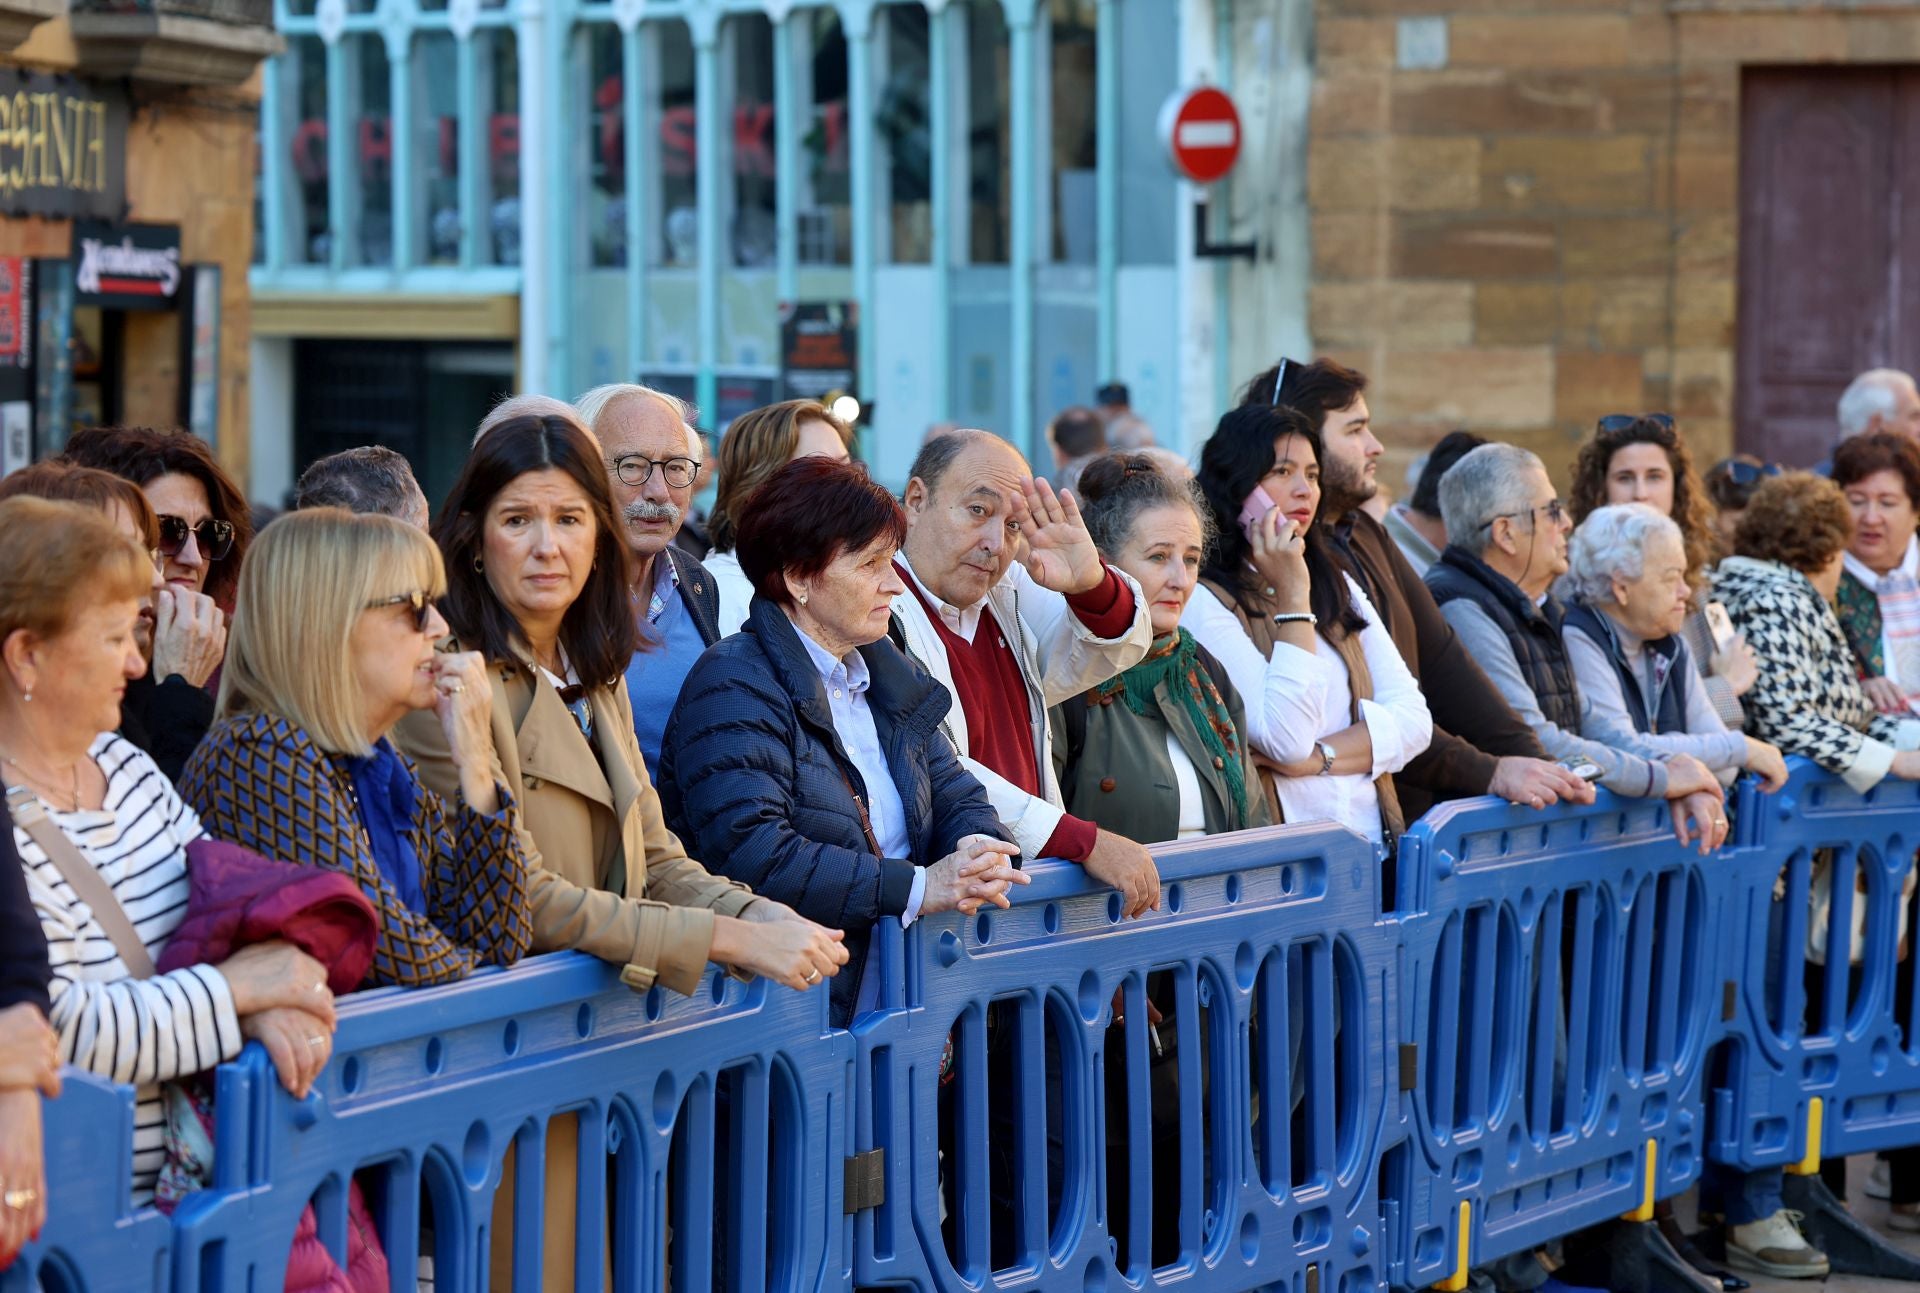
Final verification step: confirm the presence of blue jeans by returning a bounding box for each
[1699,1162,1786,1226]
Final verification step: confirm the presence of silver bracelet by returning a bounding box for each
[1271,611,1317,625]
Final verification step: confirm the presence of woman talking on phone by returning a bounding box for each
[1184,404,1431,857]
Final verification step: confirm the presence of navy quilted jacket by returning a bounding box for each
[657,596,1007,1023]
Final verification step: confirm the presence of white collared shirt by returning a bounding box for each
[1844,536,1920,690]
[898,555,990,644]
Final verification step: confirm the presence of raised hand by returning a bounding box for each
[1012,477,1106,595]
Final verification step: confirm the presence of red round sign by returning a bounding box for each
[1159,86,1243,184]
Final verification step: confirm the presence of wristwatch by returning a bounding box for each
[1316,740,1336,776]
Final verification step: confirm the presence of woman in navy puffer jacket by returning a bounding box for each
[657,458,1023,1024]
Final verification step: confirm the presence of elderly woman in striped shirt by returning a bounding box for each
[0,498,338,1205]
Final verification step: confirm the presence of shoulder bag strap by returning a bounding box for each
[6,784,158,979]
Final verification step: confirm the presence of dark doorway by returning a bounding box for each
[1737,67,1920,467]
[291,338,514,509]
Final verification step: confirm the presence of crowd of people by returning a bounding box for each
[4,360,1920,1288]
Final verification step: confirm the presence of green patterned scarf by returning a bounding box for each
[1093,628,1251,830]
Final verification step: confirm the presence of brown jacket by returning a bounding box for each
[394,650,757,998]
[1338,510,1544,818]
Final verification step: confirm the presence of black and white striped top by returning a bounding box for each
[16,733,242,1203]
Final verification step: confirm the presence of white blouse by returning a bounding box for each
[1166,731,1208,840]
[703,548,755,637]
[1182,575,1433,845]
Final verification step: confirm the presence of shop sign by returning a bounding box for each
[780,301,858,403]
[0,71,128,220]
[73,222,182,310]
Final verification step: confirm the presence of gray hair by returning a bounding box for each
[294,447,427,526]
[574,383,702,459]
[1838,368,1918,439]
[1106,415,1156,451]
[473,393,583,446]
[1438,442,1544,550]
[1565,503,1681,605]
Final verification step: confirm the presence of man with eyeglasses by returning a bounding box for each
[575,383,725,777]
[1426,443,1730,850]
[1240,356,1590,819]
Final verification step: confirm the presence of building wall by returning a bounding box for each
[1304,0,1917,489]
[0,20,261,482]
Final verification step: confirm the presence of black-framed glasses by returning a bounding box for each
[365,590,434,632]
[1481,498,1567,532]
[1719,459,1783,487]
[1597,412,1675,435]
[156,514,236,562]
[609,454,698,489]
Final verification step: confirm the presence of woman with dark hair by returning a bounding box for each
[1831,432,1920,717]
[1568,413,1756,730]
[393,410,843,1292]
[60,425,252,612]
[1185,404,1431,850]
[1052,454,1271,842]
[703,399,856,634]
[658,456,1024,1025]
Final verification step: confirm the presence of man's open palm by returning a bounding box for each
[1016,477,1104,594]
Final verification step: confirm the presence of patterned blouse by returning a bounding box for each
[178,712,534,988]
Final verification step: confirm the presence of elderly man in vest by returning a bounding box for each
[1424,442,1729,851]
[894,428,1160,916]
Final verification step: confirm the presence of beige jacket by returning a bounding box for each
[394,651,756,996]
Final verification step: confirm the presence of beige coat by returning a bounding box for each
[393,650,757,997]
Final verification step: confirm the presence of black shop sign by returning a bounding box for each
[0,71,127,220]
[780,301,858,403]
[73,221,182,310]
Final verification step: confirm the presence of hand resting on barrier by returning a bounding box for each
[1488,756,1596,809]
[0,1004,59,1098]
[1742,736,1790,792]
[711,901,850,992]
[1081,830,1160,919]
[0,1086,45,1268]
[218,941,338,1098]
[922,835,1029,917]
[1670,789,1729,856]
[239,1005,334,1100]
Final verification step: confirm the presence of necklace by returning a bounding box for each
[0,752,82,812]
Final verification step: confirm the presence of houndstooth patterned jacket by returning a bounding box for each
[178,712,534,988]
[1713,556,1920,792]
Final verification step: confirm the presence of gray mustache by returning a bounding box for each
[625,500,682,526]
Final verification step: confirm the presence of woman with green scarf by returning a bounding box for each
[1051,453,1272,843]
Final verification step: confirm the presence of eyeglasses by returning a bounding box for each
[1597,412,1675,435]
[609,454,698,489]
[156,515,236,562]
[1481,498,1568,532]
[1718,460,1783,487]
[365,590,435,632]
[1268,357,1295,407]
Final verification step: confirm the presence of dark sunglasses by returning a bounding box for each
[365,589,435,632]
[555,681,594,739]
[1597,412,1675,435]
[1718,459,1783,487]
[157,514,236,562]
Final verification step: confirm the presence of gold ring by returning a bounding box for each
[3,1187,38,1209]
[448,681,465,694]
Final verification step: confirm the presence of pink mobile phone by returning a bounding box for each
[1239,484,1279,542]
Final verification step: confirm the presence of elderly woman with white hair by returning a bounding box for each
[1561,504,1789,791]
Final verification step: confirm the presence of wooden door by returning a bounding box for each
[1737,68,1920,466]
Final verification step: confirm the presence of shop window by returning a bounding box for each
[347,34,394,268]
[414,32,459,265]
[482,29,521,266]
[1048,0,1096,265]
[963,0,1008,265]
[796,9,850,266]
[879,3,930,264]
[645,19,697,268]
[286,35,330,265]
[579,23,625,268]
[725,13,776,269]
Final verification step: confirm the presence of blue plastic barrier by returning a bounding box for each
[1711,761,1920,1177]
[0,1071,172,1293]
[167,951,852,1293]
[1389,789,1719,1290]
[850,822,1396,1293]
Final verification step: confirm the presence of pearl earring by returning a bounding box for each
[798,592,808,605]
[21,692,29,703]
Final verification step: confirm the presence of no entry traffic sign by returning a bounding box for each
[1159,85,1243,185]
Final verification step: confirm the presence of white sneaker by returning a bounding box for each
[1725,1210,1830,1279]
[1869,1157,1893,1200]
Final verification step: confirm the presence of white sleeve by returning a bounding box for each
[1181,583,1335,764]
[1347,578,1434,777]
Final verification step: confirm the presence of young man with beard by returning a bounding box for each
[1240,357,1592,818]
[575,383,726,776]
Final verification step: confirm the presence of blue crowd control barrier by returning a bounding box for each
[167,951,852,1293]
[1389,789,1719,1290]
[1,1071,172,1293]
[848,823,1396,1293]
[1711,760,1920,1178]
